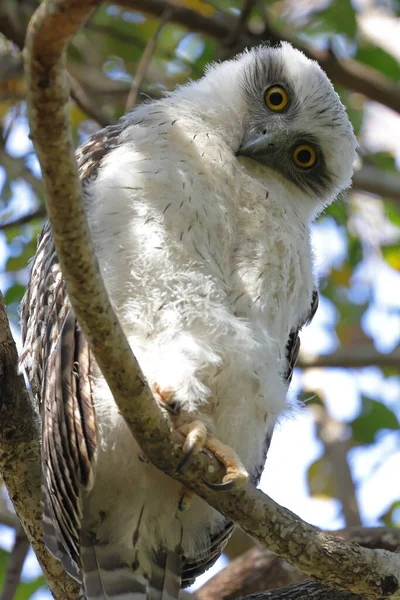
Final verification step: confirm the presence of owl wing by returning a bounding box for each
[20,123,124,579]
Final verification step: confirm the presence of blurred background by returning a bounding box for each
[0,0,399,598]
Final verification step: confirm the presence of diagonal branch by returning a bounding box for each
[0,523,30,600]
[23,1,400,600]
[125,6,172,111]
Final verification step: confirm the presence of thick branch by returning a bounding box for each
[117,0,400,115]
[197,527,400,600]
[24,1,400,599]
[0,294,80,598]
[236,581,362,600]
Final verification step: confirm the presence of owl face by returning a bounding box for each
[235,43,357,203]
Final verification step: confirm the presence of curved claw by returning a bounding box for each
[203,478,237,492]
[176,444,196,473]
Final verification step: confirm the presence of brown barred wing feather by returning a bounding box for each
[20,122,123,580]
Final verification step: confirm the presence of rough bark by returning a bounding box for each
[197,527,400,600]
[235,581,362,600]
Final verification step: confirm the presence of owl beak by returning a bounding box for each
[236,132,277,159]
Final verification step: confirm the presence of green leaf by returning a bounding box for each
[357,45,400,81]
[350,396,400,445]
[0,547,46,599]
[379,500,400,528]
[307,456,336,500]
[303,0,357,39]
[365,152,396,171]
[382,243,400,271]
[4,284,26,305]
[5,239,37,272]
[347,234,363,267]
[385,200,400,228]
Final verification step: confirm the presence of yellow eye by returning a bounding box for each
[293,144,317,169]
[264,86,289,111]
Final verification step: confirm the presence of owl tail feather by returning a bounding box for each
[80,534,182,600]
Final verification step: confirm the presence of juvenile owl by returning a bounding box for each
[21,42,357,599]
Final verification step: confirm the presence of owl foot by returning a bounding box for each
[202,434,249,491]
[176,420,249,492]
[152,383,181,415]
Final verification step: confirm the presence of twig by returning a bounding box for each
[0,207,47,230]
[353,166,400,204]
[24,1,400,599]
[298,346,400,370]
[116,0,400,115]
[223,0,257,49]
[0,146,43,198]
[125,7,172,111]
[312,405,362,528]
[0,523,30,600]
[68,73,115,127]
[0,293,80,598]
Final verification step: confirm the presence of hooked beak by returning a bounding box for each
[236,132,278,159]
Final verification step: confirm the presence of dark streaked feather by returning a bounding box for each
[20,123,124,581]
[284,289,319,384]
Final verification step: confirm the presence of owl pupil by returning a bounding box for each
[297,149,311,163]
[269,92,283,106]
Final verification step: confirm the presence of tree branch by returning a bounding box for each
[298,345,400,370]
[0,145,43,199]
[0,523,30,600]
[125,6,172,111]
[353,166,400,204]
[0,207,47,230]
[236,581,362,600]
[117,0,400,115]
[68,73,115,127]
[197,528,400,600]
[0,293,80,598]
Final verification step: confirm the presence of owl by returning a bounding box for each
[20,42,357,599]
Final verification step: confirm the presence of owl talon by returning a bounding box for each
[203,479,237,491]
[176,420,208,473]
[175,420,249,491]
[178,488,194,511]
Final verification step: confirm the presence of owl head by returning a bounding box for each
[178,42,358,213]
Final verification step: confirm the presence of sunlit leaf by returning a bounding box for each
[379,500,400,528]
[350,396,400,445]
[5,239,37,272]
[4,283,26,304]
[307,456,336,500]
[357,45,400,82]
[382,243,400,271]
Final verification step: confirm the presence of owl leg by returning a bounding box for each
[153,384,249,493]
[176,421,249,493]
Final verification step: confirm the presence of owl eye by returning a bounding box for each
[293,144,317,169]
[264,86,289,111]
